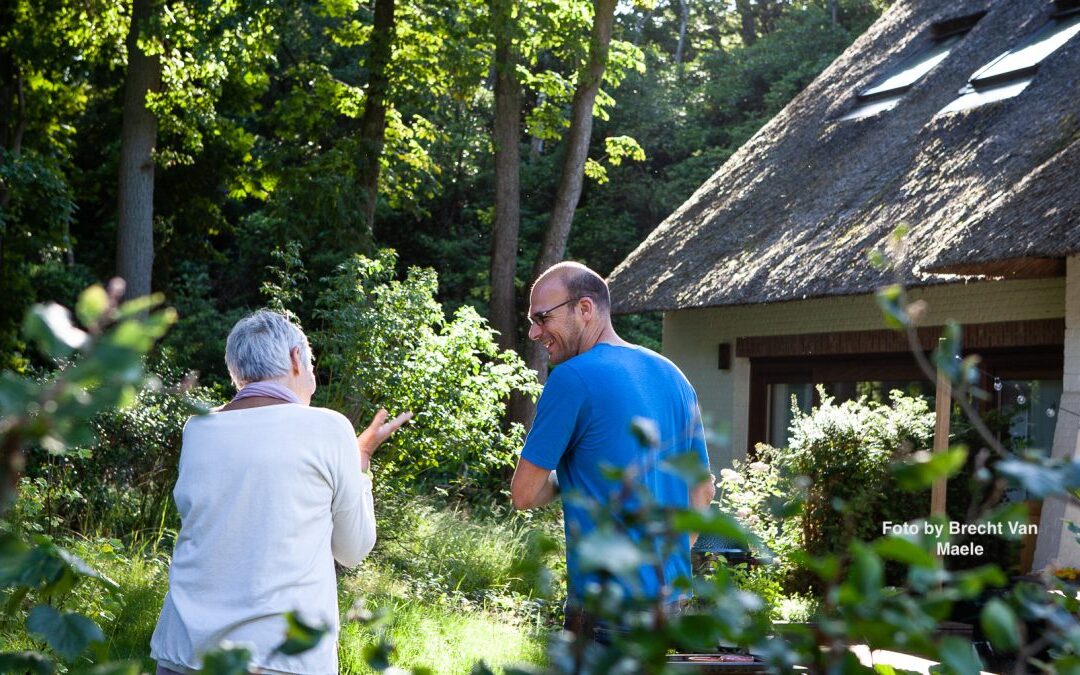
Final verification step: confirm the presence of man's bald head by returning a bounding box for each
[533,261,611,315]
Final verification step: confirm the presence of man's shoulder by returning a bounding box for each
[581,344,684,376]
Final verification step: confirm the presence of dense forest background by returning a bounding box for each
[1,0,888,390]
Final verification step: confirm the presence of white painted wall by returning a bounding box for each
[661,277,1067,470]
[1034,257,1080,570]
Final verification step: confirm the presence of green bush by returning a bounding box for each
[769,388,933,560]
[14,363,216,541]
[716,449,802,571]
[310,249,541,502]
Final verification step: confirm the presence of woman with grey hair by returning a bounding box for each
[150,310,411,674]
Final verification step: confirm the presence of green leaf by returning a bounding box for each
[23,303,88,359]
[848,545,883,598]
[74,660,142,675]
[75,285,110,327]
[115,293,166,319]
[875,284,909,331]
[892,448,967,491]
[0,537,72,594]
[362,639,394,671]
[670,510,752,548]
[629,417,660,449]
[201,645,252,675]
[953,565,1008,598]
[0,651,53,675]
[996,458,1080,497]
[575,529,648,579]
[275,612,327,656]
[56,549,118,591]
[931,321,963,383]
[659,452,710,484]
[26,605,104,661]
[470,662,496,675]
[873,536,936,568]
[934,636,983,675]
[981,503,1031,542]
[980,599,1020,653]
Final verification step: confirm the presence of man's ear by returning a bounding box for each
[290,347,303,375]
[578,296,595,321]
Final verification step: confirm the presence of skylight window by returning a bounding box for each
[940,7,1080,113]
[841,14,983,121]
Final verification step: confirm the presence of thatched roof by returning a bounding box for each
[608,0,1080,313]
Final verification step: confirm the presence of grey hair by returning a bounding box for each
[225,310,312,388]
[534,261,611,313]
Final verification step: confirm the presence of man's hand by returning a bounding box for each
[692,473,717,511]
[358,409,413,471]
[689,473,717,547]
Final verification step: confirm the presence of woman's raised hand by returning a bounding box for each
[357,409,414,470]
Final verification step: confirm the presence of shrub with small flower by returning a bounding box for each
[716,450,802,577]
[775,386,934,559]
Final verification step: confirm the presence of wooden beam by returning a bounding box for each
[736,319,1064,359]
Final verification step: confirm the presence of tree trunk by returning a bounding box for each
[828,0,838,25]
[116,0,162,301]
[516,0,618,422]
[631,5,652,47]
[674,0,689,69]
[735,0,756,47]
[489,0,521,352]
[532,0,617,278]
[357,0,396,236]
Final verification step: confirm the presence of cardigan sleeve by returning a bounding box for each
[328,415,376,567]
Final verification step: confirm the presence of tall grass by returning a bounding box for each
[339,599,546,674]
[2,494,561,673]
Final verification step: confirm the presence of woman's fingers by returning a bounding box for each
[359,409,414,456]
[380,411,413,440]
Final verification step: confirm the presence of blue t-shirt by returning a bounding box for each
[521,343,709,603]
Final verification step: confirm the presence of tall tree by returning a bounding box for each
[674,0,689,68]
[517,0,617,418]
[531,0,617,278]
[357,0,397,234]
[489,0,522,352]
[736,0,757,46]
[116,0,161,300]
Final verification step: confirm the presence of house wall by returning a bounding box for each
[1035,257,1080,570]
[662,277,1067,470]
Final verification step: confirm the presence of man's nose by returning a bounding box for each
[527,322,541,341]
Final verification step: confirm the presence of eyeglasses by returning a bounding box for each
[528,297,579,327]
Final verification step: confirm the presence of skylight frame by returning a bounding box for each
[940,6,1080,114]
[840,13,984,122]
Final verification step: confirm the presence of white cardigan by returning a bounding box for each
[150,404,374,674]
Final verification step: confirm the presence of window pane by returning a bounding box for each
[840,94,903,121]
[972,12,1080,85]
[938,77,1033,114]
[767,383,814,447]
[861,34,961,98]
[1001,379,1062,453]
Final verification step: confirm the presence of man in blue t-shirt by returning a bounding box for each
[510,261,715,636]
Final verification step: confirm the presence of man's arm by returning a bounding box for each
[511,457,558,510]
[689,473,716,547]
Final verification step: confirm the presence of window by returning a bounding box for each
[841,14,983,121]
[940,6,1080,113]
[749,348,1063,452]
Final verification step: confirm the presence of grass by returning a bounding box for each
[1,494,562,674]
[336,495,561,672]
[339,598,546,674]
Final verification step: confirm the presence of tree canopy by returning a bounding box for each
[0,0,889,379]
